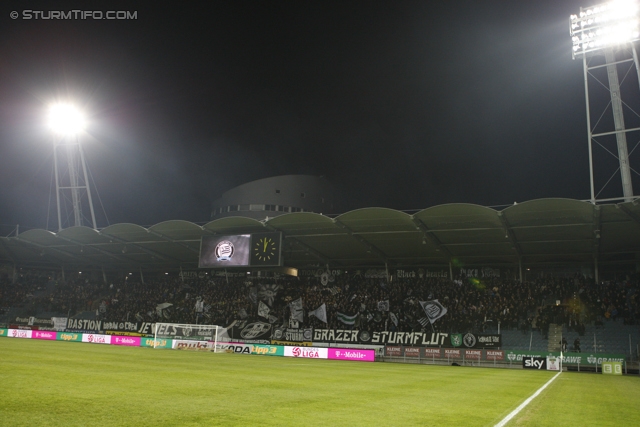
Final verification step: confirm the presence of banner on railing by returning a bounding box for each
[449,333,501,348]
[52,317,68,331]
[313,329,449,346]
[271,340,313,347]
[67,319,103,332]
[0,328,7,337]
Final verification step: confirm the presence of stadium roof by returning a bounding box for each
[1,198,639,272]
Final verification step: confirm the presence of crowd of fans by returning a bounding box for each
[1,267,638,338]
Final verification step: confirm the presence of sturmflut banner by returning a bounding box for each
[313,328,449,346]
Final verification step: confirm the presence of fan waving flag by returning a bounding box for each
[336,312,358,325]
[289,298,304,322]
[258,301,270,319]
[419,300,448,324]
[308,303,327,324]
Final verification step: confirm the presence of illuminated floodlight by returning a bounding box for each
[48,103,85,135]
[570,0,640,58]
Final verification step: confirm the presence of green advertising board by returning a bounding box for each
[0,328,7,337]
[602,361,623,375]
[56,332,83,342]
[140,337,173,349]
[563,352,626,366]
[505,350,625,366]
[252,344,284,356]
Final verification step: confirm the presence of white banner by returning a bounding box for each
[172,340,213,350]
[8,329,32,339]
[284,346,328,359]
[81,334,112,344]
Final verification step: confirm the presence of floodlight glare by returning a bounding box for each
[48,103,85,135]
[570,0,640,58]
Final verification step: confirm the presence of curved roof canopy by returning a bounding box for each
[1,198,639,271]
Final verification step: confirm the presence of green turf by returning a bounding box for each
[0,338,638,426]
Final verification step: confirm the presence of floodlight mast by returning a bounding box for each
[49,104,97,231]
[570,0,640,203]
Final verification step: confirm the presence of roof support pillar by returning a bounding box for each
[102,266,107,284]
[61,265,66,282]
[12,264,17,284]
[519,258,523,283]
[140,266,145,284]
[449,261,453,281]
[594,254,599,284]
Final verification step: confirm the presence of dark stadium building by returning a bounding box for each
[210,175,336,221]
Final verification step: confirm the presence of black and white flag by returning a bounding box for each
[419,300,448,324]
[258,284,280,306]
[377,300,390,311]
[389,312,398,326]
[308,303,327,324]
[258,301,270,319]
[289,298,304,322]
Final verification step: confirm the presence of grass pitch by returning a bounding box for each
[1,339,638,426]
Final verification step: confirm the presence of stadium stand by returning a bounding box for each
[2,267,638,359]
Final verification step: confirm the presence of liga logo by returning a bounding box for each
[292,347,302,357]
[215,241,234,261]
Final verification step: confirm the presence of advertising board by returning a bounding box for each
[172,340,213,350]
[57,332,83,342]
[140,338,172,348]
[403,347,420,358]
[111,336,141,346]
[216,343,253,354]
[602,361,623,375]
[523,356,547,370]
[284,346,328,359]
[328,348,375,362]
[423,348,442,358]
[252,344,284,356]
[32,330,57,340]
[81,334,112,344]
[8,329,32,339]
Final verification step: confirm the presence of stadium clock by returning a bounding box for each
[249,232,282,266]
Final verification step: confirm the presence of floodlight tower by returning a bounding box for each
[49,103,97,231]
[570,0,640,203]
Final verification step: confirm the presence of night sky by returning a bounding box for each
[0,1,635,233]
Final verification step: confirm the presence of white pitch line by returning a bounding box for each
[494,371,562,427]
